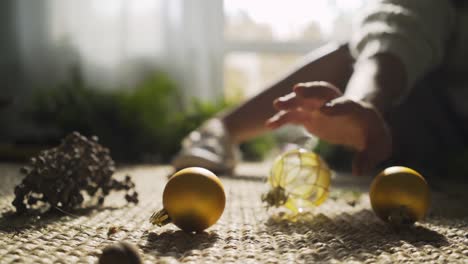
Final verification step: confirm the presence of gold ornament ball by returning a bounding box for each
[369,166,430,225]
[162,167,226,232]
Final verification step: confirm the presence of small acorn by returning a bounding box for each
[99,242,142,264]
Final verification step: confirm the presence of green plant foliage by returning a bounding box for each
[24,71,234,163]
[240,135,276,161]
[23,70,278,163]
[114,74,183,161]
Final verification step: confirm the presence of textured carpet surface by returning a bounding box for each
[0,163,467,263]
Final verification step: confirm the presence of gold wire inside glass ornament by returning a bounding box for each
[262,148,331,214]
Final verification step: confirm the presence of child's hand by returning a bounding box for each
[266,81,391,176]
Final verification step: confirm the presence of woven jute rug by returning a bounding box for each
[0,163,467,263]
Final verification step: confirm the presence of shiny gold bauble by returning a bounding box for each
[369,166,430,225]
[150,167,226,233]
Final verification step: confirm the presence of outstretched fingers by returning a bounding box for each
[273,92,300,110]
[294,81,341,100]
[274,82,342,112]
[265,110,311,129]
[320,97,366,116]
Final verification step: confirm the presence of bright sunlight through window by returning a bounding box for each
[223,0,364,100]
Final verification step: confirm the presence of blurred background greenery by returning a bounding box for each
[2,66,276,163]
[0,0,362,168]
[0,63,355,168]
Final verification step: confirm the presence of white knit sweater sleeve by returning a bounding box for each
[350,0,456,90]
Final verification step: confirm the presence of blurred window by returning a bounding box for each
[12,0,364,103]
[223,0,365,101]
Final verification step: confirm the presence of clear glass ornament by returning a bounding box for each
[262,148,331,214]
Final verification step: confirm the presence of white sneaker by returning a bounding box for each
[171,118,238,174]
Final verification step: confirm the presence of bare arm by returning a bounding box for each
[222,43,354,143]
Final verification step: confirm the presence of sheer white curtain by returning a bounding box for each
[161,0,224,101]
[16,0,223,102]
